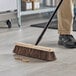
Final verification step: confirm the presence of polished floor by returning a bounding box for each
[0,15,76,76]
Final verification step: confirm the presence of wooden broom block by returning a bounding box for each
[13,42,56,61]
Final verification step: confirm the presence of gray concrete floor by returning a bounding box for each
[0,14,76,76]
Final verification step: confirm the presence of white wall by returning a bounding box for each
[0,0,17,12]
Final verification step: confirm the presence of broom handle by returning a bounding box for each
[35,0,63,45]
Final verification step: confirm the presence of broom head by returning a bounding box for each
[13,42,56,61]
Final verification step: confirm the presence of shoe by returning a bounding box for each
[58,35,76,48]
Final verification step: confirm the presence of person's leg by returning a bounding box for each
[58,0,74,34]
[57,0,76,48]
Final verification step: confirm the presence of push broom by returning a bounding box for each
[13,0,63,61]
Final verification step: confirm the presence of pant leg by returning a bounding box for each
[57,0,74,35]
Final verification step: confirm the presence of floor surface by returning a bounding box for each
[0,15,76,76]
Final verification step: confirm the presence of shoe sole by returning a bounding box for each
[58,41,76,48]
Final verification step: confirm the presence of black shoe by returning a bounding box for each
[58,35,76,48]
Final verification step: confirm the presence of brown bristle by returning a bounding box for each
[13,42,56,61]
